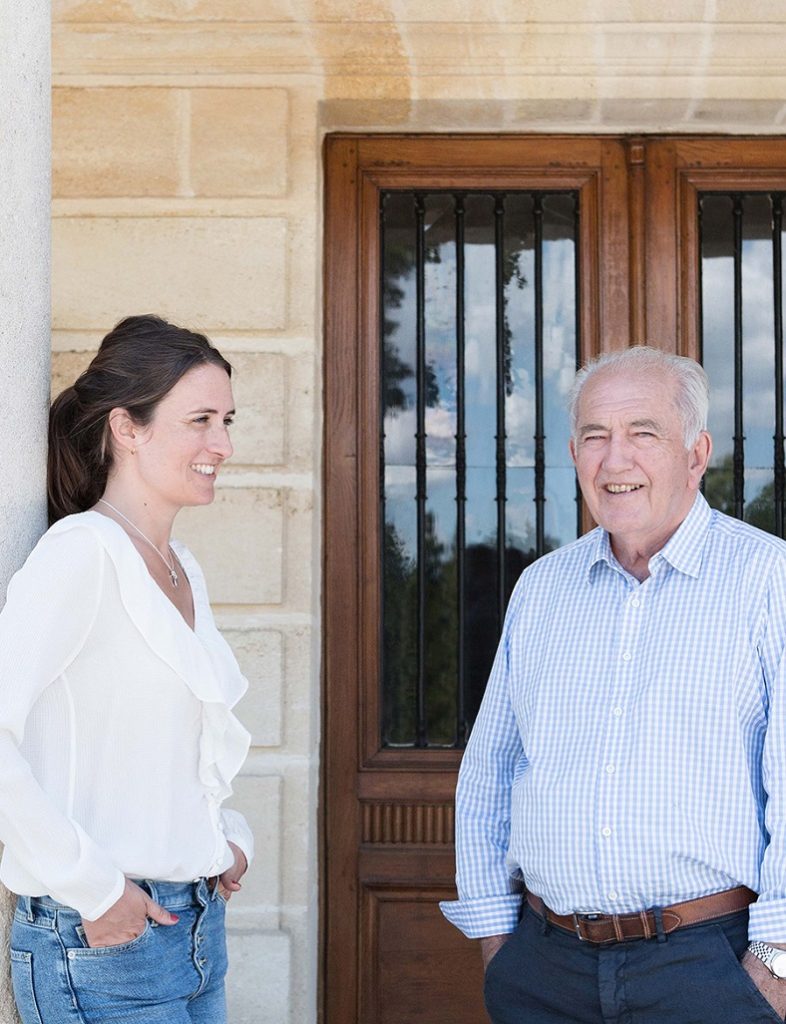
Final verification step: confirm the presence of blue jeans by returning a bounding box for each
[485,906,785,1023]
[10,878,228,1024]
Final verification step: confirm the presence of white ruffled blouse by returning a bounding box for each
[0,511,253,920]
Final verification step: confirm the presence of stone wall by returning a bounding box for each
[50,3,786,1020]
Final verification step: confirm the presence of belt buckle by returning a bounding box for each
[572,911,604,942]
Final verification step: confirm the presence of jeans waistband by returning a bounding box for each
[17,877,220,921]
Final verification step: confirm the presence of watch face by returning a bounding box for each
[771,951,786,979]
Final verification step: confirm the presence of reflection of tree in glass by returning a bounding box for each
[383,242,440,414]
[704,453,776,535]
[383,513,556,747]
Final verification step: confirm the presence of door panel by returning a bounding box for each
[323,135,786,1024]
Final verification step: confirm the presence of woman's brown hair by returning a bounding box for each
[48,314,232,524]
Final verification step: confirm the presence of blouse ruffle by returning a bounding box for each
[50,513,251,805]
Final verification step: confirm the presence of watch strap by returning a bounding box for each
[749,941,786,978]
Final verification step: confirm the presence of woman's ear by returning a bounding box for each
[107,408,139,457]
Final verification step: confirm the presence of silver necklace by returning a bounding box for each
[98,499,179,588]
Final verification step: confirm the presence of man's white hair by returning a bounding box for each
[568,346,709,448]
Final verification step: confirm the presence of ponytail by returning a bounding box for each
[47,385,111,524]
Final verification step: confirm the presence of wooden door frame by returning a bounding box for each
[322,133,786,1024]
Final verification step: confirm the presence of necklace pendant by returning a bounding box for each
[170,569,179,588]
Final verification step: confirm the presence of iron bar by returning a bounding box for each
[454,193,468,746]
[732,195,745,521]
[379,192,389,744]
[414,192,428,748]
[533,195,546,556]
[773,194,785,538]
[574,195,583,537]
[494,193,507,631]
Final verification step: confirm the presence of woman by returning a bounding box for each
[0,314,253,1023]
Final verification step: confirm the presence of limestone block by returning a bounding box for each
[54,0,296,20]
[190,89,288,197]
[691,99,786,125]
[280,761,315,905]
[599,98,691,125]
[283,488,313,611]
[225,352,285,467]
[53,217,286,331]
[175,487,283,605]
[286,352,315,472]
[391,0,710,19]
[53,88,180,197]
[226,774,282,910]
[225,930,290,1024]
[221,628,283,748]
[51,350,93,399]
[281,626,316,755]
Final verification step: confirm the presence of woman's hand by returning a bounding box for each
[217,842,248,901]
[81,879,179,949]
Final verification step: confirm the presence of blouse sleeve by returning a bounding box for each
[220,808,255,867]
[0,525,126,920]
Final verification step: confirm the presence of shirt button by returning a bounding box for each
[612,706,623,717]
[622,652,632,661]
[608,891,619,901]
[601,826,612,838]
[605,764,616,774]
[630,598,640,608]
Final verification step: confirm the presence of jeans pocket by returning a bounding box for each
[10,950,44,1024]
[711,924,785,1024]
[71,918,152,955]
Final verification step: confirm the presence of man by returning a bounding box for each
[441,346,786,1023]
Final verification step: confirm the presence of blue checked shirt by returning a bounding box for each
[441,494,786,942]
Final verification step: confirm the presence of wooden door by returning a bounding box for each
[322,135,786,1024]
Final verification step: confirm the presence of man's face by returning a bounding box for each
[569,368,711,556]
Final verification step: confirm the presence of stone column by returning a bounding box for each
[0,2,51,1021]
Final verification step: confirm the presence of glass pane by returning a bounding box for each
[701,192,782,536]
[701,194,735,493]
[742,195,775,523]
[463,195,502,730]
[382,466,417,746]
[425,468,458,746]
[380,190,580,749]
[542,194,579,551]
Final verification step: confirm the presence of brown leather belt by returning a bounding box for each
[526,886,756,945]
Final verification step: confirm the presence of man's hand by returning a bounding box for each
[81,879,178,949]
[742,946,786,1018]
[217,841,248,902]
[480,933,510,970]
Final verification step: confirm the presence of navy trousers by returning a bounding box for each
[484,907,785,1023]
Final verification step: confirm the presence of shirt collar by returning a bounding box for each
[587,492,712,582]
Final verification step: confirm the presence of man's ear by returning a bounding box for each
[569,437,578,467]
[689,430,712,487]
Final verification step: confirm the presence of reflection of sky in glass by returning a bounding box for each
[701,193,783,514]
[382,191,578,552]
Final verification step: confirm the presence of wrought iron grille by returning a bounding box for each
[380,190,580,749]
[700,193,786,538]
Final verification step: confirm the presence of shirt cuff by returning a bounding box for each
[748,898,786,942]
[220,808,254,867]
[76,870,127,923]
[439,894,522,939]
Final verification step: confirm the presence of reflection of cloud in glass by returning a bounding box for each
[384,409,416,466]
[425,405,456,464]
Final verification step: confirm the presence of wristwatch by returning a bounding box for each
[748,941,786,979]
